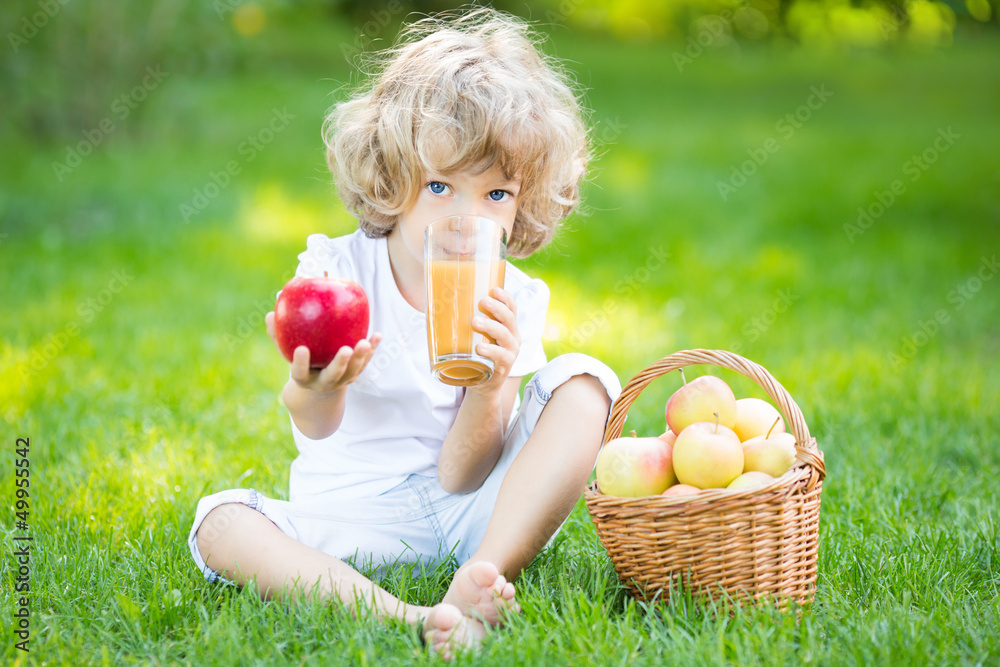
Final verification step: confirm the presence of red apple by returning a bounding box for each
[274,275,369,368]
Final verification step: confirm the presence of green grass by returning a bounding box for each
[2,10,1000,665]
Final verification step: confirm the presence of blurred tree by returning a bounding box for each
[306,0,997,47]
[525,0,993,46]
[1,0,246,140]
[2,0,995,141]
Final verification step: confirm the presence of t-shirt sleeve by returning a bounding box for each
[275,233,357,303]
[510,277,549,378]
[293,233,356,281]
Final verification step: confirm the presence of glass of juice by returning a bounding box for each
[425,215,507,386]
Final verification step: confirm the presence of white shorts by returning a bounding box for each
[188,353,621,584]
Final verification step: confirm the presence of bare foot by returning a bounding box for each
[421,602,486,661]
[441,561,518,627]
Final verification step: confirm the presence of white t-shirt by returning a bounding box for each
[285,230,550,502]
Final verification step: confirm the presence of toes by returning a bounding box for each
[428,633,455,662]
[424,604,464,659]
[442,562,520,628]
[472,564,513,606]
[425,603,463,635]
[427,633,455,662]
[491,576,516,606]
[422,603,489,661]
[467,561,502,588]
[493,581,518,620]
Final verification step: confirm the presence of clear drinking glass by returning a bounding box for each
[424,215,507,386]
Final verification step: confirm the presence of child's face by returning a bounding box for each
[394,163,520,270]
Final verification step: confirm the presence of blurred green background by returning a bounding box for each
[2,0,999,663]
[2,0,997,140]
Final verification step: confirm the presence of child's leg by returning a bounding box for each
[196,502,490,655]
[442,371,612,620]
[197,503,416,615]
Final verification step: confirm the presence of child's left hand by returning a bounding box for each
[470,287,520,394]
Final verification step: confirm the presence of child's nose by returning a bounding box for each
[466,202,490,218]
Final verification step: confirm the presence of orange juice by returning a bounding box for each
[426,257,506,386]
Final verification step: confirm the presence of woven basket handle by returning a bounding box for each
[604,348,825,480]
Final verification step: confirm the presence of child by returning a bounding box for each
[188,7,620,658]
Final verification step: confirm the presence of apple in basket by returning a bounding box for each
[741,421,797,477]
[671,418,744,489]
[732,397,786,442]
[665,371,737,434]
[596,431,676,497]
[662,483,701,497]
[727,471,774,489]
[274,274,370,368]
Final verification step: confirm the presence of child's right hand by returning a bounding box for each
[265,311,382,393]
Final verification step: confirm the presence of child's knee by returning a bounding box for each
[552,373,612,413]
[196,502,261,557]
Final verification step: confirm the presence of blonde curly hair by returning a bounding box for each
[322,7,589,258]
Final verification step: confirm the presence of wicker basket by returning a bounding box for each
[585,349,825,608]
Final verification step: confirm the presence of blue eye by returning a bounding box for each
[428,182,447,195]
[488,190,508,202]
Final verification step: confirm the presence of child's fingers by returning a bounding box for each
[317,346,353,386]
[479,294,519,340]
[265,311,277,343]
[475,341,516,378]
[343,340,372,379]
[347,333,382,382]
[490,287,517,317]
[289,346,313,384]
[294,334,383,390]
[473,317,518,369]
[343,333,383,380]
[474,315,518,352]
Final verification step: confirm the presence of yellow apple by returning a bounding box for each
[672,421,744,489]
[665,374,737,434]
[658,429,677,446]
[727,471,774,489]
[732,398,786,442]
[596,435,676,497]
[741,431,797,477]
